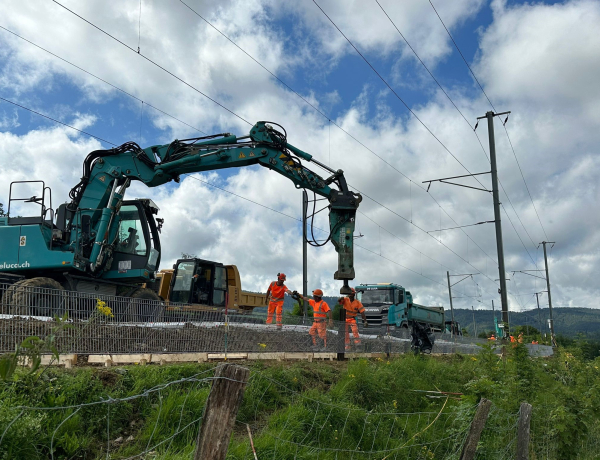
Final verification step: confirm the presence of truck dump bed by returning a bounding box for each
[407,304,445,329]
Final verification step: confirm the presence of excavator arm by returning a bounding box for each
[69,122,361,294]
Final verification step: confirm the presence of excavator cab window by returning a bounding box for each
[212,266,227,306]
[192,264,212,304]
[171,260,195,303]
[116,205,147,256]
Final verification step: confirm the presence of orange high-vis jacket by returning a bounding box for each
[268,282,288,302]
[309,299,330,320]
[340,297,365,320]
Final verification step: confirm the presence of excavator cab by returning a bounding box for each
[169,258,228,306]
[104,199,162,281]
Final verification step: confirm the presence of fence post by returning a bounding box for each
[337,308,346,361]
[459,398,492,460]
[516,402,532,460]
[194,363,250,460]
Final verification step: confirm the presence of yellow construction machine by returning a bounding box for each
[146,257,266,314]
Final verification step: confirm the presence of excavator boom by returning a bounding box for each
[62,122,360,293]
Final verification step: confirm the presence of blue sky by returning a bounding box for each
[1,0,599,313]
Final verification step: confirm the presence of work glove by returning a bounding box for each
[338,297,344,304]
[363,320,368,328]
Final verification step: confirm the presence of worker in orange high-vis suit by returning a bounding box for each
[338,288,368,351]
[297,289,332,351]
[265,273,292,328]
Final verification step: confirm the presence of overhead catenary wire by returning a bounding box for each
[428,0,549,242]
[312,0,489,192]
[175,0,502,276]
[51,0,253,126]
[0,96,116,146]
[0,96,461,290]
[0,26,490,301]
[12,4,505,300]
[0,25,208,136]
[375,0,540,262]
[7,14,502,299]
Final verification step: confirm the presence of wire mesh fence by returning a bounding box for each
[0,282,499,356]
[1,361,599,459]
[0,366,218,459]
[0,366,521,460]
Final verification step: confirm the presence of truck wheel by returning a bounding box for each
[126,288,163,322]
[1,280,27,314]
[11,277,69,317]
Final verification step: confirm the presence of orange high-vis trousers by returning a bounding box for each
[266,301,284,325]
[309,320,327,345]
[345,319,361,347]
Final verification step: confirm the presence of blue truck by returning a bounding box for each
[355,283,461,335]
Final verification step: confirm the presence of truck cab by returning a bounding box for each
[355,283,447,332]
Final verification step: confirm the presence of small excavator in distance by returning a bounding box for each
[0,122,361,318]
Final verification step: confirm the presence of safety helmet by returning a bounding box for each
[277,273,286,280]
[312,289,323,297]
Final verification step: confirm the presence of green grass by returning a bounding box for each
[0,345,599,459]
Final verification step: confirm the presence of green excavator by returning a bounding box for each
[0,122,361,317]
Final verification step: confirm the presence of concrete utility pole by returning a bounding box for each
[302,191,308,322]
[446,271,456,335]
[541,241,557,346]
[535,292,543,338]
[472,306,477,337]
[483,111,510,327]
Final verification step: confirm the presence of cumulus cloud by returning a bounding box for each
[0,0,597,314]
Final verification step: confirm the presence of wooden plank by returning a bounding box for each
[207,353,248,360]
[246,353,283,360]
[460,398,492,460]
[516,402,533,460]
[284,353,313,360]
[151,353,208,364]
[87,354,152,365]
[39,354,77,366]
[194,364,250,460]
[346,353,372,359]
[313,353,337,360]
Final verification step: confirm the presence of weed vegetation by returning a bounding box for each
[0,343,599,459]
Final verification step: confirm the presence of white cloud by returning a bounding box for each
[0,0,598,315]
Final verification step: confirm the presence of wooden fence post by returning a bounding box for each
[459,398,492,460]
[516,402,533,460]
[194,363,250,460]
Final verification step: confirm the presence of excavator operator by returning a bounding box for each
[265,273,292,328]
[338,288,368,351]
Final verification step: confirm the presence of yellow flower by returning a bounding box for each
[393,400,397,409]
[96,299,114,317]
[259,343,267,349]
[386,361,390,365]
[471,357,477,361]
[349,374,355,378]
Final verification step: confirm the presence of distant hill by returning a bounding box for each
[253,298,600,338]
[452,307,600,338]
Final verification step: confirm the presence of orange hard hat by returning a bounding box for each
[277,273,286,280]
[312,289,323,297]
